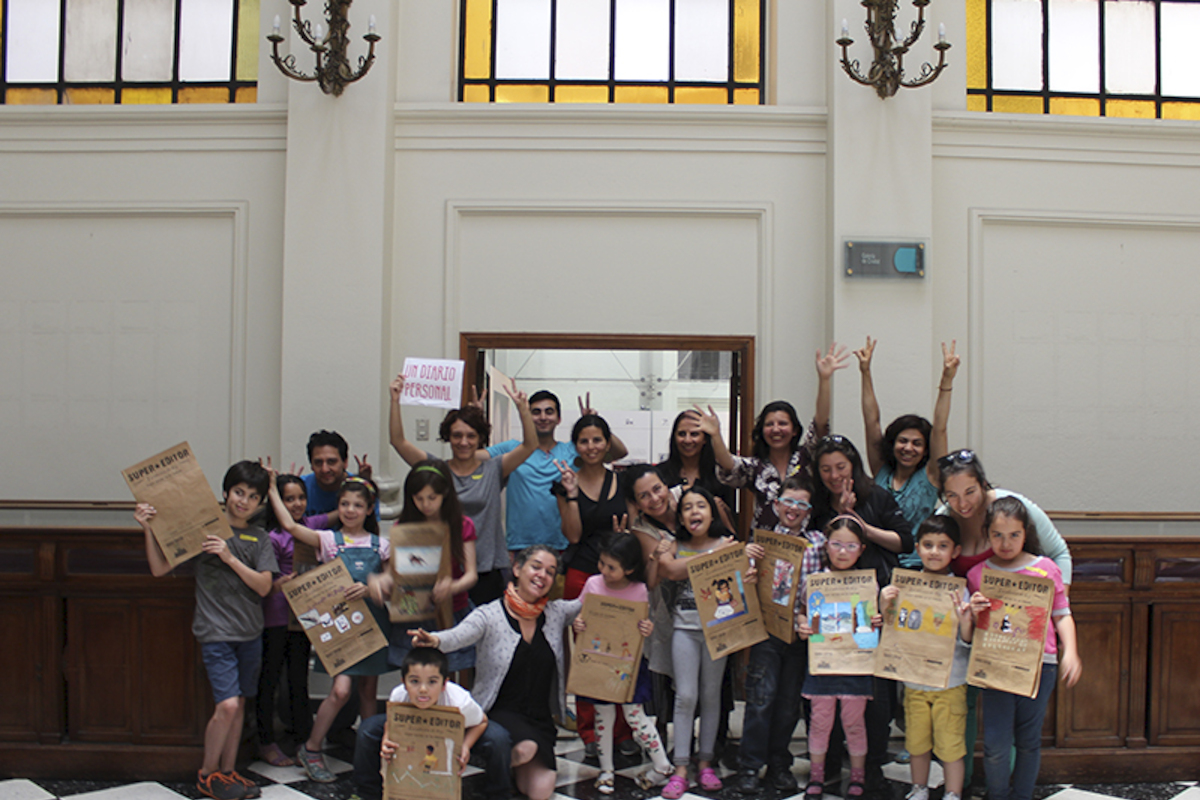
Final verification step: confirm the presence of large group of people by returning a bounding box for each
[135,338,1080,800]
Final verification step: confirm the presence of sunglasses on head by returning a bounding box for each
[937,449,977,469]
[818,435,849,447]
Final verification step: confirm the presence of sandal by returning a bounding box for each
[661,774,689,800]
[258,743,294,767]
[595,772,615,795]
[847,778,865,797]
[699,767,723,791]
[806,779,825,796]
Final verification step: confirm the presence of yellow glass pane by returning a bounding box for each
[1106,99,1155,119]
[462,83,491,102]
[65,88,115,105]
[495,84,550,103]
[1049,97,1099,116]
[966,93,987,111]
[179,86,231,103]
[236,0,260,82]
[6,88,58,105]
[966,0,987,90]
[733,0,760,84]
[463,0,493,81]
[992,95,1043,114]
[675,86,729,104]
[554,85,610,103]
[733,88,759,105]
[122,87,173,104]
[235,86,257,103]
[1163,102,1200,120]
[613,85,669,104]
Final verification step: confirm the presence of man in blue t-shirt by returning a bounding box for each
[483,391,626,553]
[302,429,373,516]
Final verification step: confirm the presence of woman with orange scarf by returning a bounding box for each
[410,545,580,800]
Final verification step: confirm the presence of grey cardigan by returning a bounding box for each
[436,597,582,719]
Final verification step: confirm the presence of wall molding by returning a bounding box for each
[443,199,774,390]
[966,207,1200,449]
[0,200,250,462]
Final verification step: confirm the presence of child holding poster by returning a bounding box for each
[570,533,674,794]
[651,487,762,799]
[737,474,826,794]
[967,497,1080,800]
[138,460,278,800]
[879,516,974,800]
[266,469,391,783]
[796,516,883,798]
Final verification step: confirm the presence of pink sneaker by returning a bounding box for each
[661,773,688,799]
[699,767,723,791]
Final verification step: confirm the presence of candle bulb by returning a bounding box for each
[938,23,946,43]
[369,14,377,35]
[315,23,324,42]
[842,18,849,38]
[273,15,281,35]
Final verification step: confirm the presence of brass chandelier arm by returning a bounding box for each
[267,0,380,96]
[835,0,950,99]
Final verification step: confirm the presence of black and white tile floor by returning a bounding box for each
[2,709,1195,800]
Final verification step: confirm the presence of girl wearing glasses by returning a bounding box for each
[853,338,961,567]
[796,516,884,798]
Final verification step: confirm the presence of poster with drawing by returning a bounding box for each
[384,703,464,800]
[966,570,1054,698]
[388,522,454,630]
[121,441,232,568]
[566,594,647,704]
[283,558,388,676]
[875,568,967,688]
[686,543,768,660]
[806,570,880,675]
[753,529,809,643]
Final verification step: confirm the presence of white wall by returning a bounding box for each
[2,1,1199,514]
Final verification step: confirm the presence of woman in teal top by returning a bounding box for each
[855,337,960,567]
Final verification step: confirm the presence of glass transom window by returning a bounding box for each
[460,0,765,104]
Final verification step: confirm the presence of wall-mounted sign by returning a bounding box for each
[844,241,925,278]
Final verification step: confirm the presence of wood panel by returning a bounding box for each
[0,593,45,741]
[1057,602,1130,748]
[1149,602,1200,747]
[66,598,136,741]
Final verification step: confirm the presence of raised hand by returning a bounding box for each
[287,461,305,476]
[354,454,372,481]
[554,459,579,497]
[502,378,528,408]
[941,339,961,381]
[134,503,157,526]
[690,404,722,438]
[815,341,851,379]
[611,513,629,533]
[853,336,877,373]
[466,384,485,412]
[578,392,597,416]
[390,374,405,402]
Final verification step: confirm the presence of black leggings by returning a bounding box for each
[256,626,312,745]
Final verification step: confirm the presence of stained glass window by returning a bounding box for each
[460,0,764,104]
[968,0,1200,118]
[2,0,258,105]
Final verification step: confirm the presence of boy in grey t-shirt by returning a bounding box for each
[138,460,278,800]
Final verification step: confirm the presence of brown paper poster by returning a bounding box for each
[966,570,1055,698]
[121,441,232,568]
[806,569,880,676]
[388,522,454,630]
[566,594,647,703]
[686,543,768,660]
[875,568,967,688]
[753,529,809,643]
[283,559,388,676]
[384,702,464,800]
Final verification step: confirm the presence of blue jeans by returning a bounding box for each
[354,714,515,800]
[739,635,807,775]
[981,663,1057,800]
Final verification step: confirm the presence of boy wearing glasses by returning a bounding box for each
[735,475,827,794]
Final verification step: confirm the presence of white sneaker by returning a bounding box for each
[905,786,930,800]
[944,792,962,800]
[595,771,615,794]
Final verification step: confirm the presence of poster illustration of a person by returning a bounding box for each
[713,578,736,619]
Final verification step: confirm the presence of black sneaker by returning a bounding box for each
[767,768,799,792]
[197,769,246,800]
[735,770,762,794]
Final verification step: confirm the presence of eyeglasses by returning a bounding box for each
[777,497,812,511]
[827,541,862,553]
[937,449,977,469]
